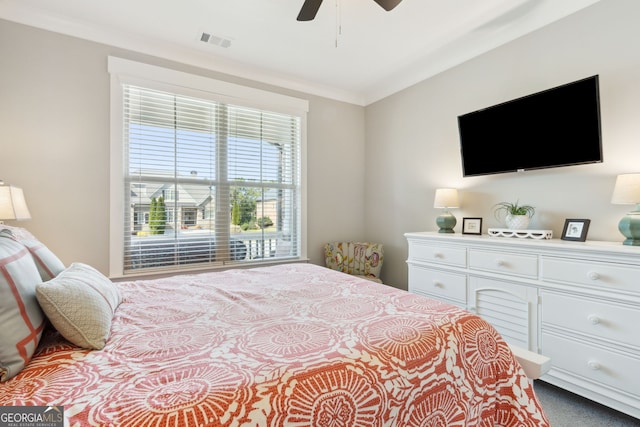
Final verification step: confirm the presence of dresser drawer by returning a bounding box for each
[469,249,538,278]
[541,258,638,293]
[408,265,466,304]
[542,292,640,349]
[408,243,466,268]
[542,332,640,398]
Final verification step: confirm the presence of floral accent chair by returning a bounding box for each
[324,242,384,283]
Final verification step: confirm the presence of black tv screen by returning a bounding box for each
[458,75,602,177]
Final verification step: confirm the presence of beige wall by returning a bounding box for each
[3,0,640,290]
[0,19,366,274]
[366,0,640,288]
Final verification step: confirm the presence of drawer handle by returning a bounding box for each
[434,252,444,259]
[587,314,601,325]
[587,271,600,281]
[587,360,601,371]
[433,280,444,288]
[495,259,506,267]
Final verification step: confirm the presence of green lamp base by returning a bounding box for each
[436,212,457,233]
[619,209,640,246]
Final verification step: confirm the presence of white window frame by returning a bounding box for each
[108,57,308,278]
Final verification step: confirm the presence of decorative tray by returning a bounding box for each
[487,228,553,240]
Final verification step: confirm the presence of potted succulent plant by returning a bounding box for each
[493,201,535,230]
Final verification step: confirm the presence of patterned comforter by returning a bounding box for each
[0,263,549,426]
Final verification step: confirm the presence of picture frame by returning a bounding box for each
[561,219,591,241]
[462,217,483,235]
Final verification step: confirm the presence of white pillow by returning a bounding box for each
[36,263,122,350]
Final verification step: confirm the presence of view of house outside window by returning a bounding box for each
[121,85,302,273]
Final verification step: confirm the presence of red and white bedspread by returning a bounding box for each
[0,263,549,426]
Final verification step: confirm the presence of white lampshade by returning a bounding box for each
[0,184,31,221]
[433,188,459,209]
[611,173,640,205]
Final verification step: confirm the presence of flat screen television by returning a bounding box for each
[458,75,602,177]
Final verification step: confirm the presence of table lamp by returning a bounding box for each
[0,181,31,224]
[434,188,459,233]
[611,173,640,246]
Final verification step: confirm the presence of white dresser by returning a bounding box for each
[405,231,640,419]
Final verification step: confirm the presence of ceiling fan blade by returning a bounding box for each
[297,0,323,21]
[373,0,403,12]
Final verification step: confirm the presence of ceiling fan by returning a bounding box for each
[297,0,403,21]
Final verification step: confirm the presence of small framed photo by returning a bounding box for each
[561,219,591,241]
[462,217,483,235]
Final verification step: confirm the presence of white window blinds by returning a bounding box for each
[121,84,302,273]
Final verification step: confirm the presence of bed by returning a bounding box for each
[0,229,549,426]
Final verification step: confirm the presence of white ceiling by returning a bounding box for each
[0,0,600,105]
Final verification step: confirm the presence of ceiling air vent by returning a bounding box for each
[199,32,231,48]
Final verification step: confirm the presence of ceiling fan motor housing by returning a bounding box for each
[297,0,403,21]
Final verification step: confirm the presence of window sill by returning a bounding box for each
[109,258,310,282]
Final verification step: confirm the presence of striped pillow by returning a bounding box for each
[20,239,65,281]
[0,236,45,382]
[0,226,65,281]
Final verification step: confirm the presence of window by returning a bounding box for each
[109,58,308,276]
